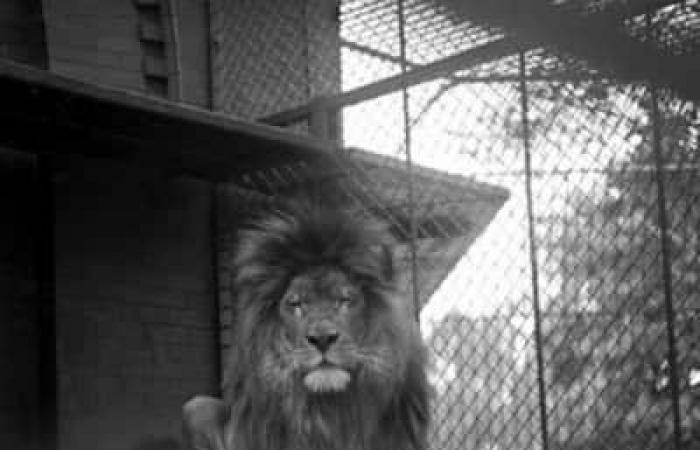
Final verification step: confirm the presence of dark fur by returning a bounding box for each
[225,198,430,450]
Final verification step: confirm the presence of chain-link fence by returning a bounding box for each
[213,1,699,449]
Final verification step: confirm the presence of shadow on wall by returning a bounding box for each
[131,436,181,450]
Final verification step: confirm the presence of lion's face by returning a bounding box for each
[226,199,429,449]
[276,267,383,393]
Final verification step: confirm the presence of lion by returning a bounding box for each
[183,198,430,450]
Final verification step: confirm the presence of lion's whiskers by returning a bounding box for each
[353,347,397,379]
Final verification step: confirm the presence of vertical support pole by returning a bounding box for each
[35,154,57,450]
[308,100,341,143]
[397,0,421,321]
[163,0,183,102]
[210,182,223,395]
[207,0,222,112]
[646,12,683,449]
[309,102,331,140]
[204,0,215,110]
[518,51,549,450]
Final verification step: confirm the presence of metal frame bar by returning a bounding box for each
[396,0,421,320]
[260,37,518,126]
[341,38,614,83]
[519,50,550,450]
[647,11,684,450]
[209,182,223,395]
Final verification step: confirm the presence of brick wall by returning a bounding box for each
[52,157,219,450]
[0,150,40,450]
[56,156,218,450]
[0,0,47,67]
[171,0,210,107]
[41,0,144,91]
[41,0,210,106]
[0,150,226,450]
[214,186,274,380]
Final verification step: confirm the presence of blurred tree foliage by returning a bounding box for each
[427,312,542,450]
[426,82,698,449]
[536,85,699,449]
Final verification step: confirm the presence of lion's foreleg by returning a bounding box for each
[182,395,230,450]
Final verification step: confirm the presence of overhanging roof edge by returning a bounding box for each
[0,61,340,180]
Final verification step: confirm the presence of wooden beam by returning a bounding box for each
[0,61,338,182]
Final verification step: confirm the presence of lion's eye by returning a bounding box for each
[286,293,302,308]
[337,290,356,308]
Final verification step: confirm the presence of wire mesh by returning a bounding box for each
[210,0,341,121]
[211,0,700,448]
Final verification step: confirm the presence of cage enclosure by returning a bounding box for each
[0,1,698,450]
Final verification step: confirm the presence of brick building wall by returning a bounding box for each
[170,0,211,107]
[0,0,47,67]
[41,0,210,106]
[42,0,145,92]
[0,151,222,450]
[53,157,219,450]
[0,150,41,450]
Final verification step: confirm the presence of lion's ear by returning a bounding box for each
[182,395,229,450]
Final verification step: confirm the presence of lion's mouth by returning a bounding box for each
[303,364,351,393]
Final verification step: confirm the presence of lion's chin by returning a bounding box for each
[303,367,351,393]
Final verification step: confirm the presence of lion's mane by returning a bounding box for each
[224,198,430,450]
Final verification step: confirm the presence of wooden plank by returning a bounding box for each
[0,61,339,181]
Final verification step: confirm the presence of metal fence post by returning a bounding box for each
[519,50,550,450]
[647,13,684,450]
[397,0,421,321]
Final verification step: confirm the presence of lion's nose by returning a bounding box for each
[306,331,339,353]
